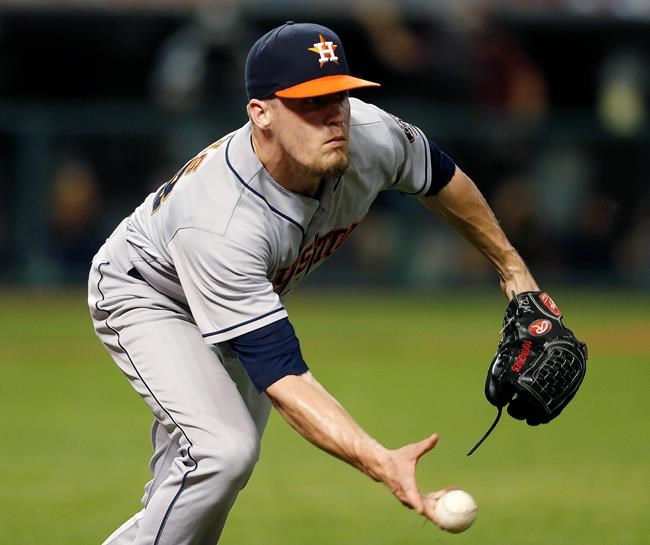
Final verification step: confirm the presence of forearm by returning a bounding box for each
[266,371,445,524]
[266,371,388,481]
[420,167,539,296]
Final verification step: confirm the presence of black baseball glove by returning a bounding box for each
[468,291,587,455]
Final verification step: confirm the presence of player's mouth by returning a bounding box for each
[325,136,347,148]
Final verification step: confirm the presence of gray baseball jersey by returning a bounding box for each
[124,98,443,344]
[88,96,453,545]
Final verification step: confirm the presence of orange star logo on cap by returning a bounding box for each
[308,34,339,67]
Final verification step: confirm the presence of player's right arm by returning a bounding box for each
[265,371,449,526]
[169,227,450,524]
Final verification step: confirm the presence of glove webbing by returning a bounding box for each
[466,406,503,456]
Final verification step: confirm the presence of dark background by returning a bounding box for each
[1,0,648,288]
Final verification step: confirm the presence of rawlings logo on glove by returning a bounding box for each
[528,319,552,336]
[467,291,587,455]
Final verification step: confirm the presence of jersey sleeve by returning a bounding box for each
[167,226,287,344]
[375,106,456,196]
[230,317,309,392]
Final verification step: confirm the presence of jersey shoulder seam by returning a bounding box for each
[350,120,383,128]
[223,180,248,234]
[166,225,272,265]
[391,124,431,196]
[166,225,230,248]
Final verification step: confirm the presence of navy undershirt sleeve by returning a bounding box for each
[229,317,309,392]
[423,138,456,197]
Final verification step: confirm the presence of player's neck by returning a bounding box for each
[251,133,322,198]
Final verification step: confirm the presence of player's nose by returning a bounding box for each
[324,94,349,126]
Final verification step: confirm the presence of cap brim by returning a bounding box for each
[275,74,381,98]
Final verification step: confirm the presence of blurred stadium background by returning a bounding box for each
[1,2,649,545]
[1,0,649,288]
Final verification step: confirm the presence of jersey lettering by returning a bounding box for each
[152,137,229,214]
[272,222,359,293]
[295,241,316,277]
[151,164,188,215]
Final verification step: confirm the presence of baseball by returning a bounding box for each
[434,490,478,533]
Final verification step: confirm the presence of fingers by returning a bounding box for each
[421,490,444,525]
[386,433,440,517]
[426,487,455,501]
[404,485,425,514]
[421,487,461,527]
[399,433,439,511]
[412,433,439,460]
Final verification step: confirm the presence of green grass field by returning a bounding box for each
[1,288,648,545]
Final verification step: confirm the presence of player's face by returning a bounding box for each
[271,92,351,179]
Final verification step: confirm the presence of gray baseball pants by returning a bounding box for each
[88,226,271,545]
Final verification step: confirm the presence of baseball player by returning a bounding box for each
[88,21,585,545]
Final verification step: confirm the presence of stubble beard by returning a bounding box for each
[307,147,350,180]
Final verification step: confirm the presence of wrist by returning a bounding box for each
[496,249,528,279]
[493,251,525,285]
[498,260,539,298]
[357,440,391,482]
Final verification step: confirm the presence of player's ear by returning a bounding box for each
[248,99,273,130]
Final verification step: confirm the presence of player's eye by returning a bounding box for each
[304,96,325,106]
[303,92,348,107]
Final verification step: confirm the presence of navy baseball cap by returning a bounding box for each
[245,21,380,100]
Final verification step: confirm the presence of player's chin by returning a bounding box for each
[316,149,349,178]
